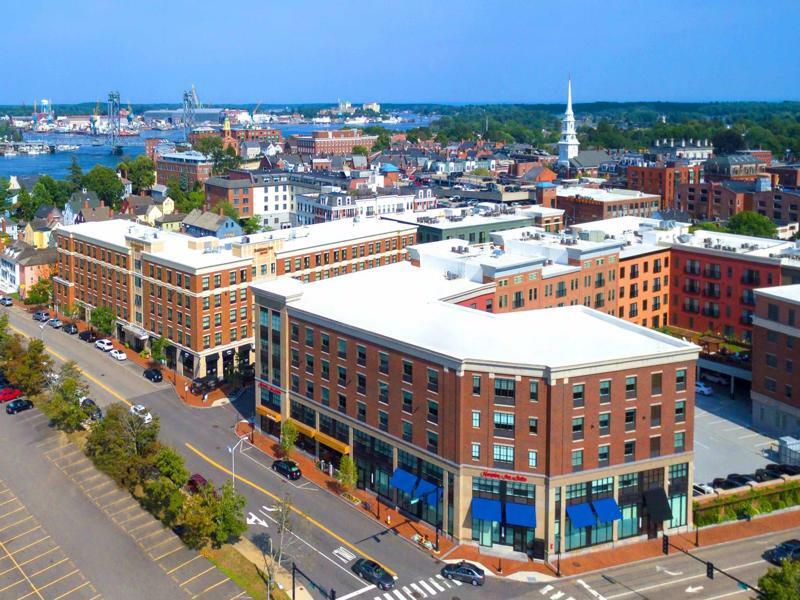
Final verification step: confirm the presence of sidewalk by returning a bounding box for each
[233,537,313,600]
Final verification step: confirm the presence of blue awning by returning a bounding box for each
[592,498,622,523]
[389,468,418,495]
[414,479,442,504]
[471,498,502,522]
[505,502,536,528]
[566,503,595,528]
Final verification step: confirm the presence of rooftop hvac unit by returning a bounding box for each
[444,271,460,280]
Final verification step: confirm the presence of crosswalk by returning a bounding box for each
[540,584,575,600]
[371,574,462,600]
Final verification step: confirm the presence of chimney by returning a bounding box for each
[218,205,224,216]
[83,200,89,210]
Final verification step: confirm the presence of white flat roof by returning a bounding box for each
[556,186,659,202]
[755,284,800,303]
[253,262,697,370]
[383,207,538,230]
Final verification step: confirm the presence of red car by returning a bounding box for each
[0,388,22,403]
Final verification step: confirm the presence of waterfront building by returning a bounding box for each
[155,151,213,189]
[293,129,378,156]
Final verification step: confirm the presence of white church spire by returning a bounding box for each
[558,77,579,169]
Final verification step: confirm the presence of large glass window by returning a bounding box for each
[494,378,516,404]
[572,384,585,408]
[493,412,514,437]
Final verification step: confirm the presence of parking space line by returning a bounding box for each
[167,555,203,575]
[146,536,178,552]
[0,577,27,594]
[34,437,63,449]
[78,473,105,486]
[138,529,169,544]
[192,577,230,598]
[118,512,150,526]
[28,557,69,578]
[94,489,122,503]
[67,465,95,477]
[0,506,26,520]
[103,498,134,513]
[2,525,42,545]
[15,547,59,569]
[52,580,91,600]
[0,537,43,600]
[0,515,34,534]
[129,520,161,535]
[10,536,50,556]
[0,497,19,508]
[179,565,215,587]
[37,568,79,591]
[153,545,184,561]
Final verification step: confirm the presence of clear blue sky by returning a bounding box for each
[3,0,798,105]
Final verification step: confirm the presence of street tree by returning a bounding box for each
[153,446,189,487]
[179,488,216,549]
[44,376,92,432]
[241,216,261,234]
[150,336,168,363]
[279,421,298,457]
[212,480,247,546]
[121,155,155,194]
[7,339,52,396]
[270,493,303,570]
[24,277,52,305]
[336,455,357,491]
[759,558,800,599]
[90,306,116,335]
[215,201,240,221]
[143,476,185,527]
[82,165,125,209]
[58,360,86,388]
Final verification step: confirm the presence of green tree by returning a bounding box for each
[179,487,216,549]
[24,277,52,305]
[0,177,12,213]
[30,181,54,209]
[336,455,357,491]
[43,376,92,432]
[59,360,85,386]
[14,187,36,221]
[241,216,261,234]
[82,165,125,209]
[212,480,247,546]
[90,306,116,335]
[150,336,168,363]
[712,128,745,155]
[351,145,368,156]
[0,333,25,370]
[7,339,52,396]
[470,167,491,177]
[215,201,240,221]
[36,175,72,208]
[143,476,185,527]
[279,421,298,458]
[123,155,155,194]
[153,446,188,487]
[68,157,83,190]
[726,211,777,238]
[759,558,800,599]
[192,135,223,156]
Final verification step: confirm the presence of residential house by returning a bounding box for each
[0,240,58,298]
[181,209,243,238]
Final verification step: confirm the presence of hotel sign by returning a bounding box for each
[480,471,527,482]
[258,381,282,395]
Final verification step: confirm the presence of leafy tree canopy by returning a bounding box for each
[82,165,125,209]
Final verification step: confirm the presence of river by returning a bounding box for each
[1,117,431,180]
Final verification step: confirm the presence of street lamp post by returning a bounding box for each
[227,436,247,490]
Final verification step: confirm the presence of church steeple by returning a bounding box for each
[558,77,579,169]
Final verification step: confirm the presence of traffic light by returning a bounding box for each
[662,534,669,555]
[707,562,714,580]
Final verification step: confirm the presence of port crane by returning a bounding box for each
[107,91,122,155]
[182,84,201,140]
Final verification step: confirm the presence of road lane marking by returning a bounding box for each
[409,582,426,598]
[428,577,445,591]
[702,591,748,600]
[185,441,396,577]
[418,579,436,595]
[551,592,565,600]
[391,591,405,600]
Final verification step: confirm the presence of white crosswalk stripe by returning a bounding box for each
[435,575,451,588]
[419,579,437,595]
[392,590,406,600]
[410,582,427,597]
[402,586,414,598]
[551,592,565,600]
[541,585,555,595]
[428,577,445,592]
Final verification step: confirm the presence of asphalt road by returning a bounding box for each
[3,306,530,600]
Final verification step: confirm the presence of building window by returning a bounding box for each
[494,378,516,405]
[471,443,481,461]
[598,444,610,467]
[427,368,439,393]
[357,373,366,395]
[337,366,347,387]
[572,417,584,441]
[650,436,661,458]
[651,404,662,427]
[378,410,388,432]
[427,431,439,454]
[599,380,611,404]
[675,400,686,423]
[493,412,514,437]
[651,372,662,395]
[676,368,687,392]
[624,441,636,462]
[675,432,686,452]
[402,390,413,413]
[357,344,366,367]
[529,380,538,402]
[493,444,514,465]
[528,450,537,468]
[304,327,313,346]
[290,323,299,342]
[337,338,347,359]
[572,384,585,408]
[472,375,481,395]
[599,412,611,436]
[528,417,538,434]
[378,352,389,374]
[472,410,481,428]
[378,381,388,404]
[402,421,412,442]
[337,393,346,412]
[320,333,330,353]
[402,360,413,383]
[304,353,314,374]
[625,408,637,432]
[357,401,366,422]
[626,376,637,399]
[427,400,439,424]
[571,449,583,472]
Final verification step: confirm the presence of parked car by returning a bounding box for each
[33,310,50,321]
[79,397,102,421]
[109,349,127,361]
[441,561,485,586]
[78,330,97,343]
[0,296,13,306]
[0,387,22,403]
[272,459,302,481]
[352,559,394,590]
[765,539,800,565]
[712,477,740,490]
[48,318,63,329]
[692,483,714,496]
[6,399,33,414]
[95,339,114,352]
[143,368,163,382]
[755,468,782,483]
[768,463,800,477]
[185,473,210,494]
[726,473,757,487]
[62,323,79,335]
[702,372,729,385]
[129,404,153,424]
[695,382,713,396]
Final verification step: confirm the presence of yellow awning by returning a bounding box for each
[256,405,282,422]
[289,418,317,439]
[316,431,351,455]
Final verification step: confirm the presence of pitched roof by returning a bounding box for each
[68,190,100,211]
[3,240,57,266]
[570,150,612,169]
[80,206,114,223]
[181,209,232,233]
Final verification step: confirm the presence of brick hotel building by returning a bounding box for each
[252,262,698,560]
[54,218,416,380]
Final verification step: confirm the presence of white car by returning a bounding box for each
[95,339,114,352]
[695,382,713,396]
[109,349,127,361]
[129,404,153,424]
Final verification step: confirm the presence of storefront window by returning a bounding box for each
[668,494,687,529]
[619,504,639,539]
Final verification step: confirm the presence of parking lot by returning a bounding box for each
[693,381,776,484]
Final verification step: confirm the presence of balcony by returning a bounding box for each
[595,277,606,288]
[493,427,515,439]
[704,268,721,279]
[702,307,720,317]
[684,265,701,275]
[703,288,721,298]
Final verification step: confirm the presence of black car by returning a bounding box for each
[143,368,163,382]
[62,323,79,334]
[6,399,33,414]
[712,477,740,490]
[767,463,800,477]
[755,468,782,483]
[79,397,102,421]
[352,558,394,590]
[726,473,757,487]
[272,459,301,480]
[765,539,800,565]
[441,561,485,586]
[78,330,97,343]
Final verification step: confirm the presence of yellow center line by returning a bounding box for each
[185,442,397,577]
[9,324,132,408]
